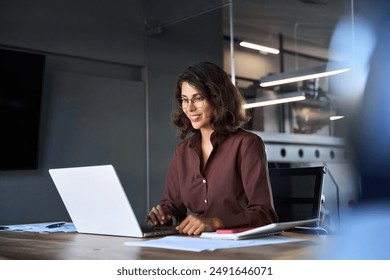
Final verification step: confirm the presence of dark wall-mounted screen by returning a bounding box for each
[0,49,45,170]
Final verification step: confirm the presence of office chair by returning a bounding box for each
[268,166,328,234]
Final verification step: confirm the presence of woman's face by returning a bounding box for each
[180,81,214,133]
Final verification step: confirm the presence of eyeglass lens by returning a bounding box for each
[179,97,204,109]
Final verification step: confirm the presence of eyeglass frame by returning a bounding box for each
[177,96,206,109]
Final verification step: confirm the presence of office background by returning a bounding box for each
[0,0,360,229]
[0,0,224,224]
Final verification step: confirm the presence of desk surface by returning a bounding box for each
[0,231,328,260]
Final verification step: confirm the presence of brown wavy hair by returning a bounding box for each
[172,62,250,139]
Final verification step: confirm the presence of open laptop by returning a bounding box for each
[48,164,177,238]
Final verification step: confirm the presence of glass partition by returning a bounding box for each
[223,0,353,137]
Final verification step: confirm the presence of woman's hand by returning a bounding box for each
[145,205,172,226]
[176,215,223,235]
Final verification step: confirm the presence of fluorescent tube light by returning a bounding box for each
[329,115,345,121]
[260,64,350,87]
[239,41,280,54]
[243,92,306,109]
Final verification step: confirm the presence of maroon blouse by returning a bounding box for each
[160,128,279,228]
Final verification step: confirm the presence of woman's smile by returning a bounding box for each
[188,114,201,122]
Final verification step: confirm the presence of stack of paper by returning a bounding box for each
[0,222,76,233]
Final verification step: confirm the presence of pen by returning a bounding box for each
[45,222,66,229]
[0,226,9,230]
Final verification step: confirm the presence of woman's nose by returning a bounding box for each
[187,101,196,110]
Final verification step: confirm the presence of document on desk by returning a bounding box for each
[124,235,306,252]
[0,222,76,233]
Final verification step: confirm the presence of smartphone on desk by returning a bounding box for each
[216,227,254,234]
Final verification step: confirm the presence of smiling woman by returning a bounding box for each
[145,62,279,236]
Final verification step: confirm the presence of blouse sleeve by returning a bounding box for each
[159,149,187,223]
[242,135,278,225]
[221,135,279,228]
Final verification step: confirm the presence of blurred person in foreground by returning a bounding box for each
[321,0,390,259]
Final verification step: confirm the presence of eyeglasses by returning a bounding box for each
[177,96,206,109]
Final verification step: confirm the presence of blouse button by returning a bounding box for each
[204,199,208,204]
[202,179,206,184]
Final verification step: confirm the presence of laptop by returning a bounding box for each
[48,164,178,238]
[200,218,318,240]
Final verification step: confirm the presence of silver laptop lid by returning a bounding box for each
[49,165,144,237]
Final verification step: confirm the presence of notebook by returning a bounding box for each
[48,165,177,238]
[200,218,318,240]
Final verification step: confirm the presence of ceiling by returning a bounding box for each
[146,0,355,57]
[225,0,354,53]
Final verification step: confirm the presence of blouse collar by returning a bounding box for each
[188,130,233,148]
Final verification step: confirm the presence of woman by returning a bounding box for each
[145,62,278,235]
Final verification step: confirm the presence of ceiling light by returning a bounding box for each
[329,115,345,121]
[260,64,350,87]
[243,91,306,109]
[239,41,280,55]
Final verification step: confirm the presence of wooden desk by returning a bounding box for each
[0,231,327,260]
